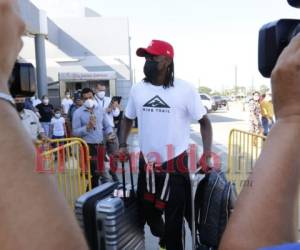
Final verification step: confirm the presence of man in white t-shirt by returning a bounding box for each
[118,40,213,250]
[15,97,45,141]
[61,91,73,116]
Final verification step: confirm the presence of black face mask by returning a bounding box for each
[143,60,159,83]
[16,103,25,112]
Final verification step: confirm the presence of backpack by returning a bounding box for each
[194,171,237,250]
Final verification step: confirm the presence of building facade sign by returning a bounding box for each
[59,71,117,81]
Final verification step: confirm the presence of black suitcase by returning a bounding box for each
[75,182,119,249]
[75,159,145,250]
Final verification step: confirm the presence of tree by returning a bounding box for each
[211,91,221,96]
[236,86,246,96]
[224,89,233,96]
[223,87,246,97]
[259,84,269,94]
[198,86,212,94]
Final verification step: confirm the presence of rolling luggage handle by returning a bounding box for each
[190,168,204,250]
[129,157,135,197]
[121,161,127,199]
[120,157,135,200]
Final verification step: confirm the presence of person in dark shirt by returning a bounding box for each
[68,95,83,125]
[24,97,34,111]
[36,95,54,137]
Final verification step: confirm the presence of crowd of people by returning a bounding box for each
[15,84,123,188]
[16,86,121,142]
[248,91,274,136]
[71,86,121,186]
[2,1,300,249]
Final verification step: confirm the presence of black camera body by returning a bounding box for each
[288,0,300,7]
[9,62,37,97]
[258,0,300,77]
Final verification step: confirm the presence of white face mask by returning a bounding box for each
[66,94,71,98]
[84,99,95,109]
[43,99,49,105]
[97,91,105,99]
[55,113,61,118]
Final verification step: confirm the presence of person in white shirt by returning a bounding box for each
[15,97,45,141]
[118,40,213,250]
[95,84,120,181]
[95,83,120,128]
[50,108,67,139]
[61,91,73,116]
[29,95,42,118]
[0,3,88,248]
[31,95,41,107]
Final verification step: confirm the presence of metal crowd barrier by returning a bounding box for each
[227,129,266,194]
[36,138,92,207]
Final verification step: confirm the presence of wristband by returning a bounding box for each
[0,92,15,108]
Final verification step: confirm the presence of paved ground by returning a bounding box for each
[125,102,250,250]
[192,101,249,151]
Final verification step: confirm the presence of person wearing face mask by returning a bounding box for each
[15,97,45,142]
[61,91,74,138]
[0,3,88,247]
[61,91,73,116]
[36,95,54,138]
[50,108,67,140]
[72,88,114,187]
[68,94,83,130]
[249,91,263,135]
[95,84,120,178]
[118,40,213,250]
[260,91,274,136]
[95,83,120,128]
[27,95,42,119]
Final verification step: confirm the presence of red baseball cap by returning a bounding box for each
[136,40,174,59]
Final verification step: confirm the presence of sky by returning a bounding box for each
[85,0,300,92]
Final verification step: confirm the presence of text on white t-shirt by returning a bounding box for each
[125,79,206,163]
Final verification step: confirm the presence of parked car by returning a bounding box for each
[199,93,214,112]
[222,96,230,102]
[229,96,236,102]
[212,96,228,110]
[244,96,252,103]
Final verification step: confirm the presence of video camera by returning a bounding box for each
[258,0,300,77]
[9,62,36,97]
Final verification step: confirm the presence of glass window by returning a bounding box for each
[200,95,209,100]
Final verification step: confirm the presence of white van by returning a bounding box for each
[199,93,214,112]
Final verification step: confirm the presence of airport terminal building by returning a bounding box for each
[18,0,132,107]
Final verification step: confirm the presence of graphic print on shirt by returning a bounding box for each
[143,95,171,113]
